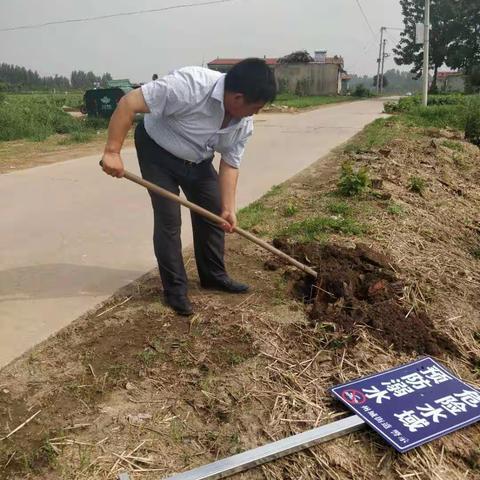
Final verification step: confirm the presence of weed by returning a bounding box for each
[471,247,480,260]
[408,176,426,195]
[452,153,468,170]
[344,118,397,153]
[227,351,245,366]
[442,140,464,152]
[465,96,480,146]
[337,162,370,196]
[169,418,184,443]
[108,363,130,380]
[58,130,93,144]
[282,202,298,217]
[327,200,352,216]
[237,201,270,230]
[39,441,58,467]
[283,216,364,241]
[265,184,283,197]
[387,202,405,215]
[137,347,157,366]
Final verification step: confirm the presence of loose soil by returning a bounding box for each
[272,241,455,355]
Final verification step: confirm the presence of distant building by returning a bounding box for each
[207,51,348,96]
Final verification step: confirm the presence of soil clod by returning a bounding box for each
[274,240,455,355]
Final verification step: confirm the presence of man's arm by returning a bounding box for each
[101,88,150,177]
[218,159,239,233]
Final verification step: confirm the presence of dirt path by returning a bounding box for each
[0,98,387,369]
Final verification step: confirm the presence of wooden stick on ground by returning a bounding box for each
[1,410,41,441]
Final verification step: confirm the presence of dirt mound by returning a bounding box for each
[272,239,455,355]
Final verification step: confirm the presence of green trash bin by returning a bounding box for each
[83,86,133,118]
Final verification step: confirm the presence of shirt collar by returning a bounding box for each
[211,74,226,103]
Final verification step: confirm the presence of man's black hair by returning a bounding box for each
[225,58,277,104]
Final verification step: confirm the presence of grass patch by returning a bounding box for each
[274,93,353,109]
[0,93,107,142]
[472,247,480,260]
[408,176,426,195]
[137,347,158,366]
[344,117,399,153]
[57,131,94,145]
[237,201,270,230]
[387,201,405,216]
[442,140,464,152]
[282,202,298,217]
[327,200,352,216]
[282,216,364,241]
[264,184,283,197]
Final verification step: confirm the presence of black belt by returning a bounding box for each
[182,156,214,167]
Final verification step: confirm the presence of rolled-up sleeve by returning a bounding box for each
[220,123,253,169]
[141,71,192,117]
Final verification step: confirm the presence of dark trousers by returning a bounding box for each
[135,121,227,297]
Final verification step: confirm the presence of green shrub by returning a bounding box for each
[408,176,426,195]
[383,101,399,113]
[337,162,370,196]
[464,96,480,146]
[352,84,371,98]
[282,203,298,217]
[403,105,466,130]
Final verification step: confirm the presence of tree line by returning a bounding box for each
[0,63,113,91]
[394,0,480,91]
[349,69,423,94]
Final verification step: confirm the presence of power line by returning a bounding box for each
[0,0,237,32]
[354,0,377,41]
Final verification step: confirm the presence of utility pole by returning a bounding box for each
[422,0,430,106]
[380,39,387,94]
[376,27,385,94]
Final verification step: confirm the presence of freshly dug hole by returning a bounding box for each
[272,239,455,355]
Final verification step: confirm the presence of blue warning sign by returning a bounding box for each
[331,357,480,453]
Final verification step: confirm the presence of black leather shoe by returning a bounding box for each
[201,277,249,294]
[165,295,193,316]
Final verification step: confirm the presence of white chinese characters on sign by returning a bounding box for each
[361,366,453,404]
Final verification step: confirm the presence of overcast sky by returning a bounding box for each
[0,0,404,82]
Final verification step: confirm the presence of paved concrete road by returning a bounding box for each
[0,98,386,368]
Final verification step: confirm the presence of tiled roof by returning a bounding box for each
[208,58,278,66]
[437,71,463,79]
[208,56,344,66]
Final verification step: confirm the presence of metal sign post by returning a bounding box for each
[118,358,479,480]
[117,416,364,480]
[161,415,364,480]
